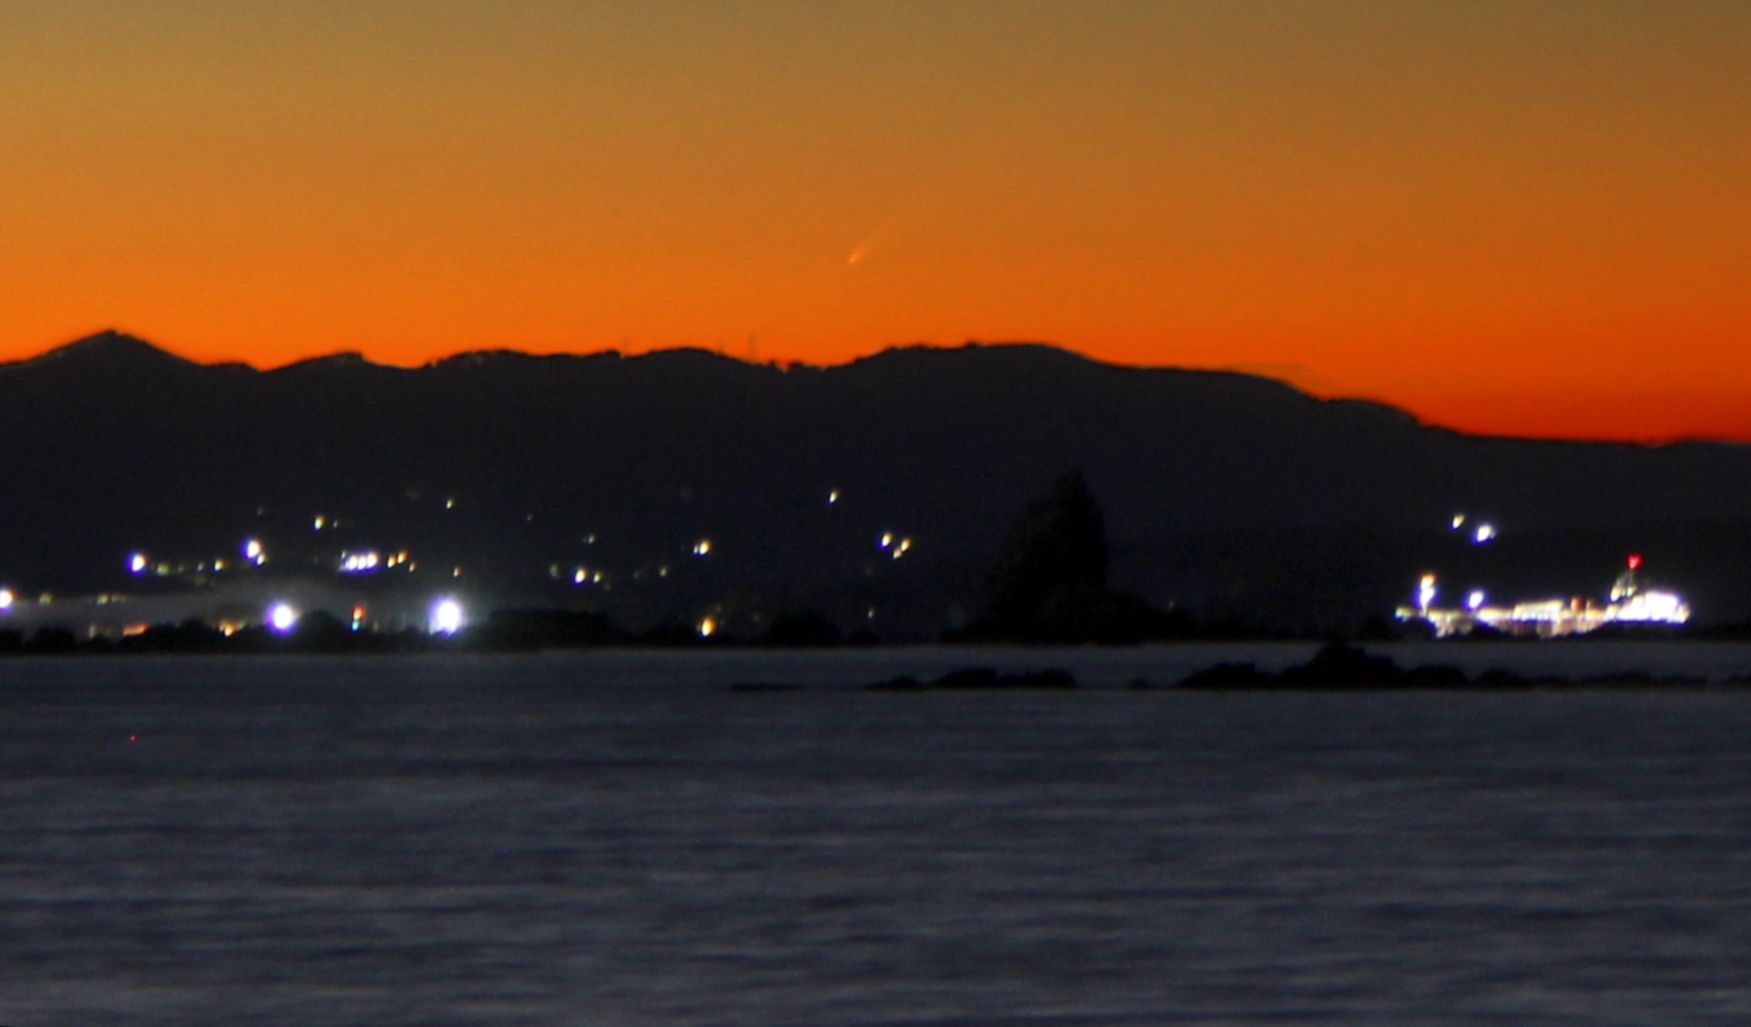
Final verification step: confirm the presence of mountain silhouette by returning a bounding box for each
[2,332,1748,636]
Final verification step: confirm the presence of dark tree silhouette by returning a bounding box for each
[986,470,1110,634]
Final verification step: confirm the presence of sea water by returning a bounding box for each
[2,648,1749,1025]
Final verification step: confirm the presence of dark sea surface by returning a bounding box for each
[3,646,1750,1026]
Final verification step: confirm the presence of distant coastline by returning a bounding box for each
[5,623,1751,693]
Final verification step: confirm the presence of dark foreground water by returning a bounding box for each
[3,649,1750,1026]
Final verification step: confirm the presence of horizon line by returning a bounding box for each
[8,327,1746,450]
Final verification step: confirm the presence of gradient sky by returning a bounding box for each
[2,1,1747,441]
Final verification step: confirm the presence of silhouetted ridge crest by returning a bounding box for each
[12,330,193,372]
[2,332,1750,634]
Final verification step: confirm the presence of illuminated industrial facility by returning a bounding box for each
[1397,555,1691,638]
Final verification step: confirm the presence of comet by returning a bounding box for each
[847,223,889,267]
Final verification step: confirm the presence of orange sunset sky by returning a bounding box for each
[2,1,1747,441]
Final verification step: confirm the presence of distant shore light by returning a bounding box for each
[267,602,299,634]
[0,587,14,611]
[128,552,149,575]
[429,597,465,635]
[1417,573,1437,610]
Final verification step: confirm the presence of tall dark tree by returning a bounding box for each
[987,470,1109,629]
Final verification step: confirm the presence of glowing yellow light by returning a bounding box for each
[452,566,462,578]
[445,497,456,510]
[128,552,148,575]
[697,616,717,638]
[1451,514,1465,530]
[0,588,14,611]
[693,539,712,556]
[1473,523,1496,544]
[244,538,265,564]
[827,489,840,505]
[878,532,893,549]
[313,515,326,530]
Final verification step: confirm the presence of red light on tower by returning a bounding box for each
[1627,554,1643,570]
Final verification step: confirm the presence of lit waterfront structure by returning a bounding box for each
[1397,556,1691,638]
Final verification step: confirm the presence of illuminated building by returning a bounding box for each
[1397,556,1691,638]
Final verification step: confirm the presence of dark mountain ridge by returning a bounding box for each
[2,331,1749,635]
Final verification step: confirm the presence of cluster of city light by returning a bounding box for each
[339,550,381,574]
[259,597,466,636]
[877,532,914,560]
[1399,556,1691,638]
[127,550,233,578]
